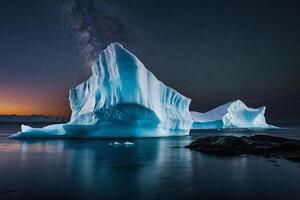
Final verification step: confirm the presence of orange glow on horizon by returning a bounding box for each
[0,85,71,117]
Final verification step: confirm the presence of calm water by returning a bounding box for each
[0,123,300,200]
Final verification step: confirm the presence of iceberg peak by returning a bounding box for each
[10,43,192,138]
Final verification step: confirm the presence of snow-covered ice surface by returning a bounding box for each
[191,100,275,129]
[10,43,192,139]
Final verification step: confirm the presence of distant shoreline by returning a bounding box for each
[0,122,66,124]
[0,115,69,124]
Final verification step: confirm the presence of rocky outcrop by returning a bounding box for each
[186,135,300,162]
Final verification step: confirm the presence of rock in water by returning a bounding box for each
[10,43,192,139]
[186,135,300,162]
[190,100,274,129]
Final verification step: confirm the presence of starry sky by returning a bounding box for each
[0,0,299,121]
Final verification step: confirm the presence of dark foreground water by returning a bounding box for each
[0,123,300,200]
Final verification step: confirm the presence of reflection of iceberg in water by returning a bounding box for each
[19,140,65,153]
[135,138,194,198]
[15,138,193,199]
[10,43,192,139]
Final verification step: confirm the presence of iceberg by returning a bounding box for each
[124,142,134,146]
[191,100,274,129]
[108,141,135,146]
[10,43,192,139]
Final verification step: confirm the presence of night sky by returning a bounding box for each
[0,0,299,122]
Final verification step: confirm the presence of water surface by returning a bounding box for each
[0,123,299,200]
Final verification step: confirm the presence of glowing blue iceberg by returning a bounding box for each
[191,100,274,129]
[10,43,192,138]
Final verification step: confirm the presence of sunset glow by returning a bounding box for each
[0,86,70,116]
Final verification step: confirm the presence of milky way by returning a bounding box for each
[63,0,132,67]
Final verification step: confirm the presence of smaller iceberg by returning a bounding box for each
[124,141,134,146]
[108,141,134,146]
[109,142,122,146]
[191,100,274,129]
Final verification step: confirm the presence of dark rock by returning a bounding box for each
[186,134,300,162]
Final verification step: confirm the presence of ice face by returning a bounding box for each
[191,100,274,129]
[10,43,192,139]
